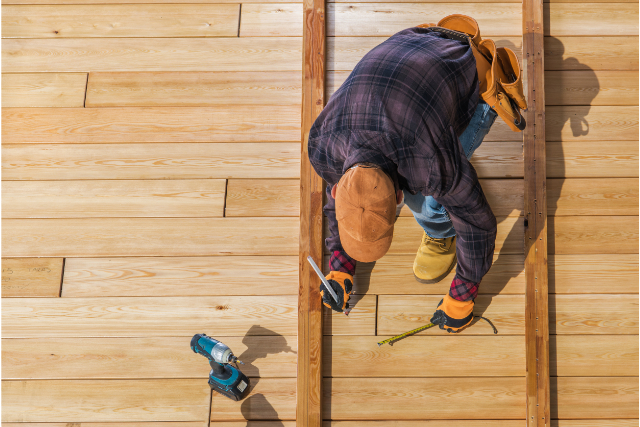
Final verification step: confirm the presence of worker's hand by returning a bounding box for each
[320,271,353,313]
[430,295,474,333]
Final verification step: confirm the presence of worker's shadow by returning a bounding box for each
[238,325,296,427]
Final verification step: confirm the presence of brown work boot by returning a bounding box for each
[413,232,457,283]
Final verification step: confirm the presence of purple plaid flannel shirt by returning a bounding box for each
[308,27,497,301]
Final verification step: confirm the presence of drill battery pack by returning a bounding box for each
[208,364,250,401]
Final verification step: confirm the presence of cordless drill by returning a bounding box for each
[190,333,250,401]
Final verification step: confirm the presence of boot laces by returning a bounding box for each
[423,234,448,250]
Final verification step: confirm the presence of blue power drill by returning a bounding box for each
[190,333,250,401]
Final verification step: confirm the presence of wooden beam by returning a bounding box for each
[298,0,325,425]
[523,0,550,425]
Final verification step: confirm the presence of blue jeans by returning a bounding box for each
[402,101,498,239]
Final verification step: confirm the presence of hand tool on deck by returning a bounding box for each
[307,256,351,316]
[191,333,250,401]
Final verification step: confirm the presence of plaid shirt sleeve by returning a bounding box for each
[324,183,357,276]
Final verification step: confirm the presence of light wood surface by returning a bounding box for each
[546,106,639,142]
[552,377,639,419]
[86,72,302,107]
[240,4,302,36]
[62,256,299,297]
[470,141,524,178]
[2,179,227,218]
[551,422,640,427]
[550,294,639,334]
[549,254,639,294]
[326,4,523,37]
[2,143,301,181]
[211,378,296,421]
[2,38,302,72]
[324,423,528,427]
[545,37,639,71]
[1,5,240,38]
[551,335,639,376]
[2,336,297,379]
[2,379,211,422]
[2,295,297,338]
[547,178,639,216]
[1,257,63,297]
[2,73,87,107]
[545,71,639,106]
[377,295,525,335]
[323,377,526,419]
[548,216,639,254]
[546,141,639,178]
[3,218,299,257]
[323,294,376,335]
[3,424,209,427]
[324,335,525,377]
[226,179,300,217]
[2,106,300,143]
[544,4,639,36]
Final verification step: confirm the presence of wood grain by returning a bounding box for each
[2,38,302,72]
[2,106,300,143]
[225,179,299,217]
[327,4,522,37]
[323,377,526,419]
[324,423,528,427]
[2,295,297,338]
[62,256,299,297]
[2,73,87,107]
[378,295,525,336]
[546,106,639,142]
[470,141,524,178]
[2,143,301,181]
[547,178,639,216]
[240,4,302,37]
[545,71,639,106]
[3,424,208,427]
[552,377,639,419]
[324,335,525,377]
[548,216,639,254]
[550,294,638,334]
[551,335,639,376]
[547,141,639,178]
[551,422,639,427]
[549,254,639,294]
[545,37,639,71]
[544,4,639,36]
[2,379,211,422]
[86,72,302,107]
[2,336,297,379]
[211,378,296,421]
[323,294,376,335]
[2,179,226,218]
[1,257,63,297]
[2,5,240,38]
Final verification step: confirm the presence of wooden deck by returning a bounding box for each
[2,0,639,425]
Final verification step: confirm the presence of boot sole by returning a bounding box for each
[413,254,457,284]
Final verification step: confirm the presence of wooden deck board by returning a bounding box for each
[551,335,639,377]
[239,4,302,37]
[323,294,376,335]
[226,179,300,217]
[544,4,638,36]
[545,71,639,106]
[547,178,639,216]
[546,106,639,142]
[550,254,639,294]
[550,293,639,334]
[552,377,639,419]
[546,141,639,178]
[2,73,87,107]
[1,257,63,297]
[548,216,639,254]
[211,378,296,421]
[545,37,639,71]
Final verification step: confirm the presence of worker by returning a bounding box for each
[308,25,501,333]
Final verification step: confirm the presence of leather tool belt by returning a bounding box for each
[418,15,527,132]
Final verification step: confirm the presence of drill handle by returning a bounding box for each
[209,359,227,376]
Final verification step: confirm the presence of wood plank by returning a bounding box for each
[2,73,86,107]
[225,179,299,217]
[324,335,525,377]
[547,178,639,216]
[470,141,524,178]
[544,4,638,36]
[546,106,639,142]
[322,294,376,335]
[2,0,293,4]
[324,422,527,427]
[62,256,299,297]
[327,4,523,37]
[211,378,296,421]
[548,216,639,254]
[3,424,207,427]
[2,38,302,72]
[377,295,525,336]
[1,4,240,38]
[2,106,300,143]
[552,422,640,427]
[552,377,639,419]
[546,141,639,178]
[549,254,639,294]
[551,335,639,377]
[86,72,302,107]
[2,295,297,338]
[328,36,523,71]
[551,294,639,335]
[323,377,526,420]
[3,218,299,258]
[545,37,639,71]
[2,179,226,219]
[545,71,639,106]
[239,4,302,37]
[2,336,297,379]
[2,143,301,181]
[2,380,211,422]
[1,257,62,297]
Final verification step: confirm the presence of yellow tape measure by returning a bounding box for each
[377,323,436,347]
